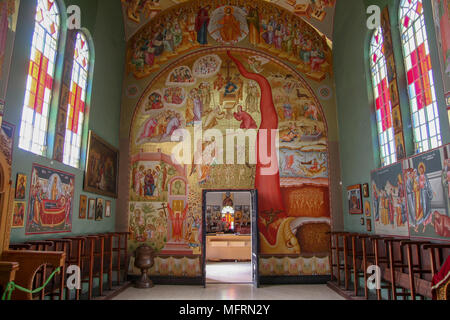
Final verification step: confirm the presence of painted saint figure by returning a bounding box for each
[416,163,434,232]
[246,6,260,45]
[195,6,210,45]
[167,203,189,243]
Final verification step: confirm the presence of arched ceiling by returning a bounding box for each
[121,0,336,42]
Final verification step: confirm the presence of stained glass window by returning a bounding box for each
[64,32,90,168]
[19,0,60,155]
[400,0,442,153]
[370,27,397,166]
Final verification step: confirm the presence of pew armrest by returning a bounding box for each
[0,261,20,290]
[1,251,65,300]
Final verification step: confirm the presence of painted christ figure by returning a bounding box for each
[217,6,242,43]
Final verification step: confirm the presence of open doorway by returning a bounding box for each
[202,190,258,285]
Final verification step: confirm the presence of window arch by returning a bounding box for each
[19,0,60,155]
[370,27,397,166]
[399,0,442,153]
[63,31,90,168]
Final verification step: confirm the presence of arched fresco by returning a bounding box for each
[125,0,332,82]
[128,47,331,278]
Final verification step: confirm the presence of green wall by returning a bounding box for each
[334,0,450,233]
[5,0,126,242]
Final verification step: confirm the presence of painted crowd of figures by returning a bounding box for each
[128,0,331,79]
[371,148,450,240]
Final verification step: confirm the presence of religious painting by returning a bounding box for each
[129,47,331,277]
[26,164,75,235]
[126,0,332,82]
[367,218,372,232]
[95,198,104,221]
[392,105,403,134]
[404,146,450,240]
[135,109,185,144]
[53,134,64,163]
[348,185,363,214]
[395,132,406,160]
[281,186,330,218]
[389,81,399,106]
[60,84,70,111]
[0,120,14,165]
[143,91,164,112]
[56,109,67,135]
[279,148,328,179]
[361,218,365,226]
[371,162,408,236]
[166,66,196,87]
[84,131,119,198]
[193,54,222,78]
[105,200,111,218]
[128,202,169,252]
[121,0,163,40]
[88,198,95,220]
[208,5,249,44]
[365,200,371,217]
[170,179,186,196]
[386,54,396,83]
[130,160,178,202]
[278,105,327,150]
[363,183,370,198]
[14,173,26,200]
[163,87,187,108]
[12,201,25,228]
[79,195,87,219]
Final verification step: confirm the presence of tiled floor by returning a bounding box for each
[114,262,343,300]
[206,262,252,284]
[113,284,344,300]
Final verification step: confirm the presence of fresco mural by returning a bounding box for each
[25,164,75,235]
[121,0,336,42]
[128,47,330,277]
[126,0,332,82]
[371,162,409,237]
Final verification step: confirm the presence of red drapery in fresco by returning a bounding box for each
[227,50,286,246]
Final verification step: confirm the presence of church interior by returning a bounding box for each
[0,0,449,302]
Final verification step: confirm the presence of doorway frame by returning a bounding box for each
[201,189,259,288]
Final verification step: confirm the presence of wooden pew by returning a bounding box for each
[356,234,375,299]
[46,239,72,300]
[101,233,114,291]
[1,251,65,300]
[400,240,432,300]
[385,238,409,300]
[327,231,348,288]
[370,236,393,300]
[109,232,130,285]
[9,244,32,251]
[25,241,54,300]
[89,235,105,297]
[79,235,103,300]
[63,237,84,300]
